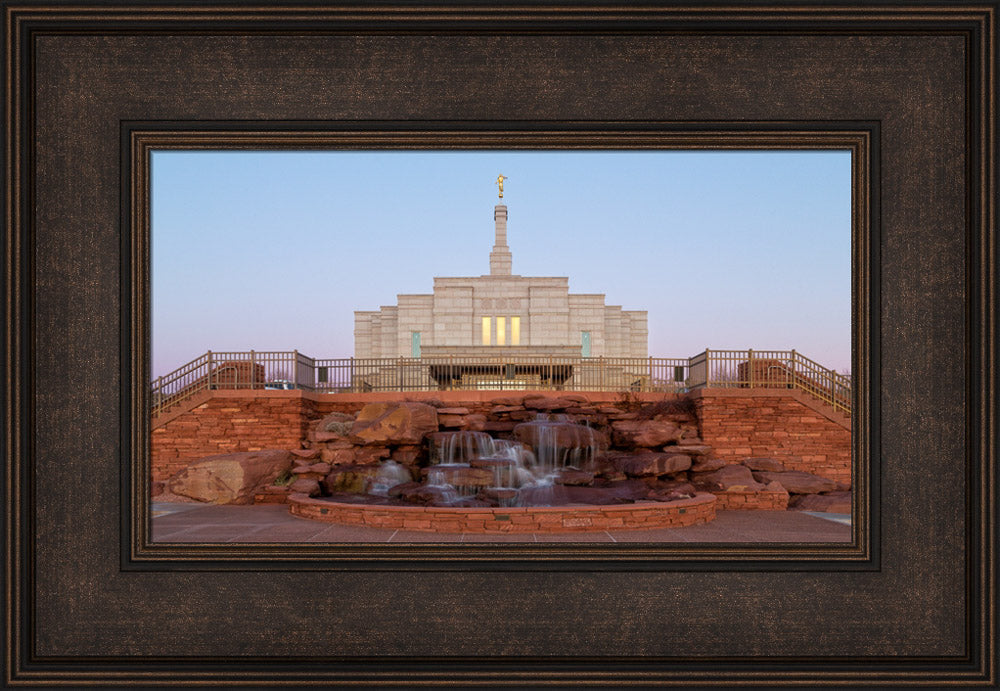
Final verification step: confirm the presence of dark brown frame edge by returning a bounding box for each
[4,2,996,688]
[124,124,874,570]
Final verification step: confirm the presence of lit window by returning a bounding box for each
[482,316,491,345]
[511,316,520,345]
[497,316,506,346]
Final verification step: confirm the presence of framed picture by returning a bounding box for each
[140,138,863,555]
[4,3,995,687]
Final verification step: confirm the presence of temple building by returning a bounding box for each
[353,185,648,389]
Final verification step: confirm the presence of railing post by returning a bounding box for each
[207,350,213,391]
[250,349,256,389]
[748,348,754,389]
[790,349,796,389]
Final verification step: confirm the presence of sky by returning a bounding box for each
[151,150,852,379]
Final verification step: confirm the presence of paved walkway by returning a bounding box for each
[152,503,852,543]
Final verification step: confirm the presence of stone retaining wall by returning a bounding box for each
[151,390,680,481]
[152,388,851,485]
[711,489,789,511]
[692,389,851,485]
[287,492,717,533]
[151,392,320,481]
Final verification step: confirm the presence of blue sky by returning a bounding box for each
[151,150,851,378]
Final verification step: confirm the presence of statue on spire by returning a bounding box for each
[496,174,506,199]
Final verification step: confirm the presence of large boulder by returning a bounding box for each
[438,413,468,428]
[420,465,493,487]
[390,445,424,466]
[349,402,439,445]
[320,445,391,466]
[396,484,461,505]
[789,491,852,513]
[491,404,524,414]
[387,481,422,498]
[517,482,646,506]
[321,465,381,493]
[611,419,682,447]
[289,478,322,497]
[671,443,713,456]
[462,413,488,431]
[752,470,838,494]
[439,412,488,430]
[690,456,727,473]
[649,481,697,502]
[743,457,786,472]
[692,464,766,492]
[315,411,355,437]
[291,461,331,481]
[554,468,596,486]
[609,452,692,477]
[166,450,294,505]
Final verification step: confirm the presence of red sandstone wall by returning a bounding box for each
[151,388,852,486]
[711,490,789,511]
[150,390,668,480]
[693,389,851,485]
[151,394,320,481]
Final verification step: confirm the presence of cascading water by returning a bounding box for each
[512,413,600,474]
[431,430,495,465]
[366,460,413,497]
[424,468,462,504]
[426,420,604,507]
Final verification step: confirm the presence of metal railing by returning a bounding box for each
[151,350,314,418]
[311,355,691,394]
[688,349,852,416]
[152,348,851,418]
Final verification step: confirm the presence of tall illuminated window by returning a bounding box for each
[511,316,520,345]
[481,316,491,345]
[496,316,506,345]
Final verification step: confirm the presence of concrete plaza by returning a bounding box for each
[152,502,852,543]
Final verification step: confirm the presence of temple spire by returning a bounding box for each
[490,199,512,276]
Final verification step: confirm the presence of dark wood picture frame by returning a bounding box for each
[3,2,996,687]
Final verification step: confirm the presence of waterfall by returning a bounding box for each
[424,424,602,507]
[367,460,413,496]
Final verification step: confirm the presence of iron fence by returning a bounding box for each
[688,348,852,415]
[151,350,314,418]
[152,349,851,418]
[310,355,692,394]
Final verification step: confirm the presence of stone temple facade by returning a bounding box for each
[354,202,648,363]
